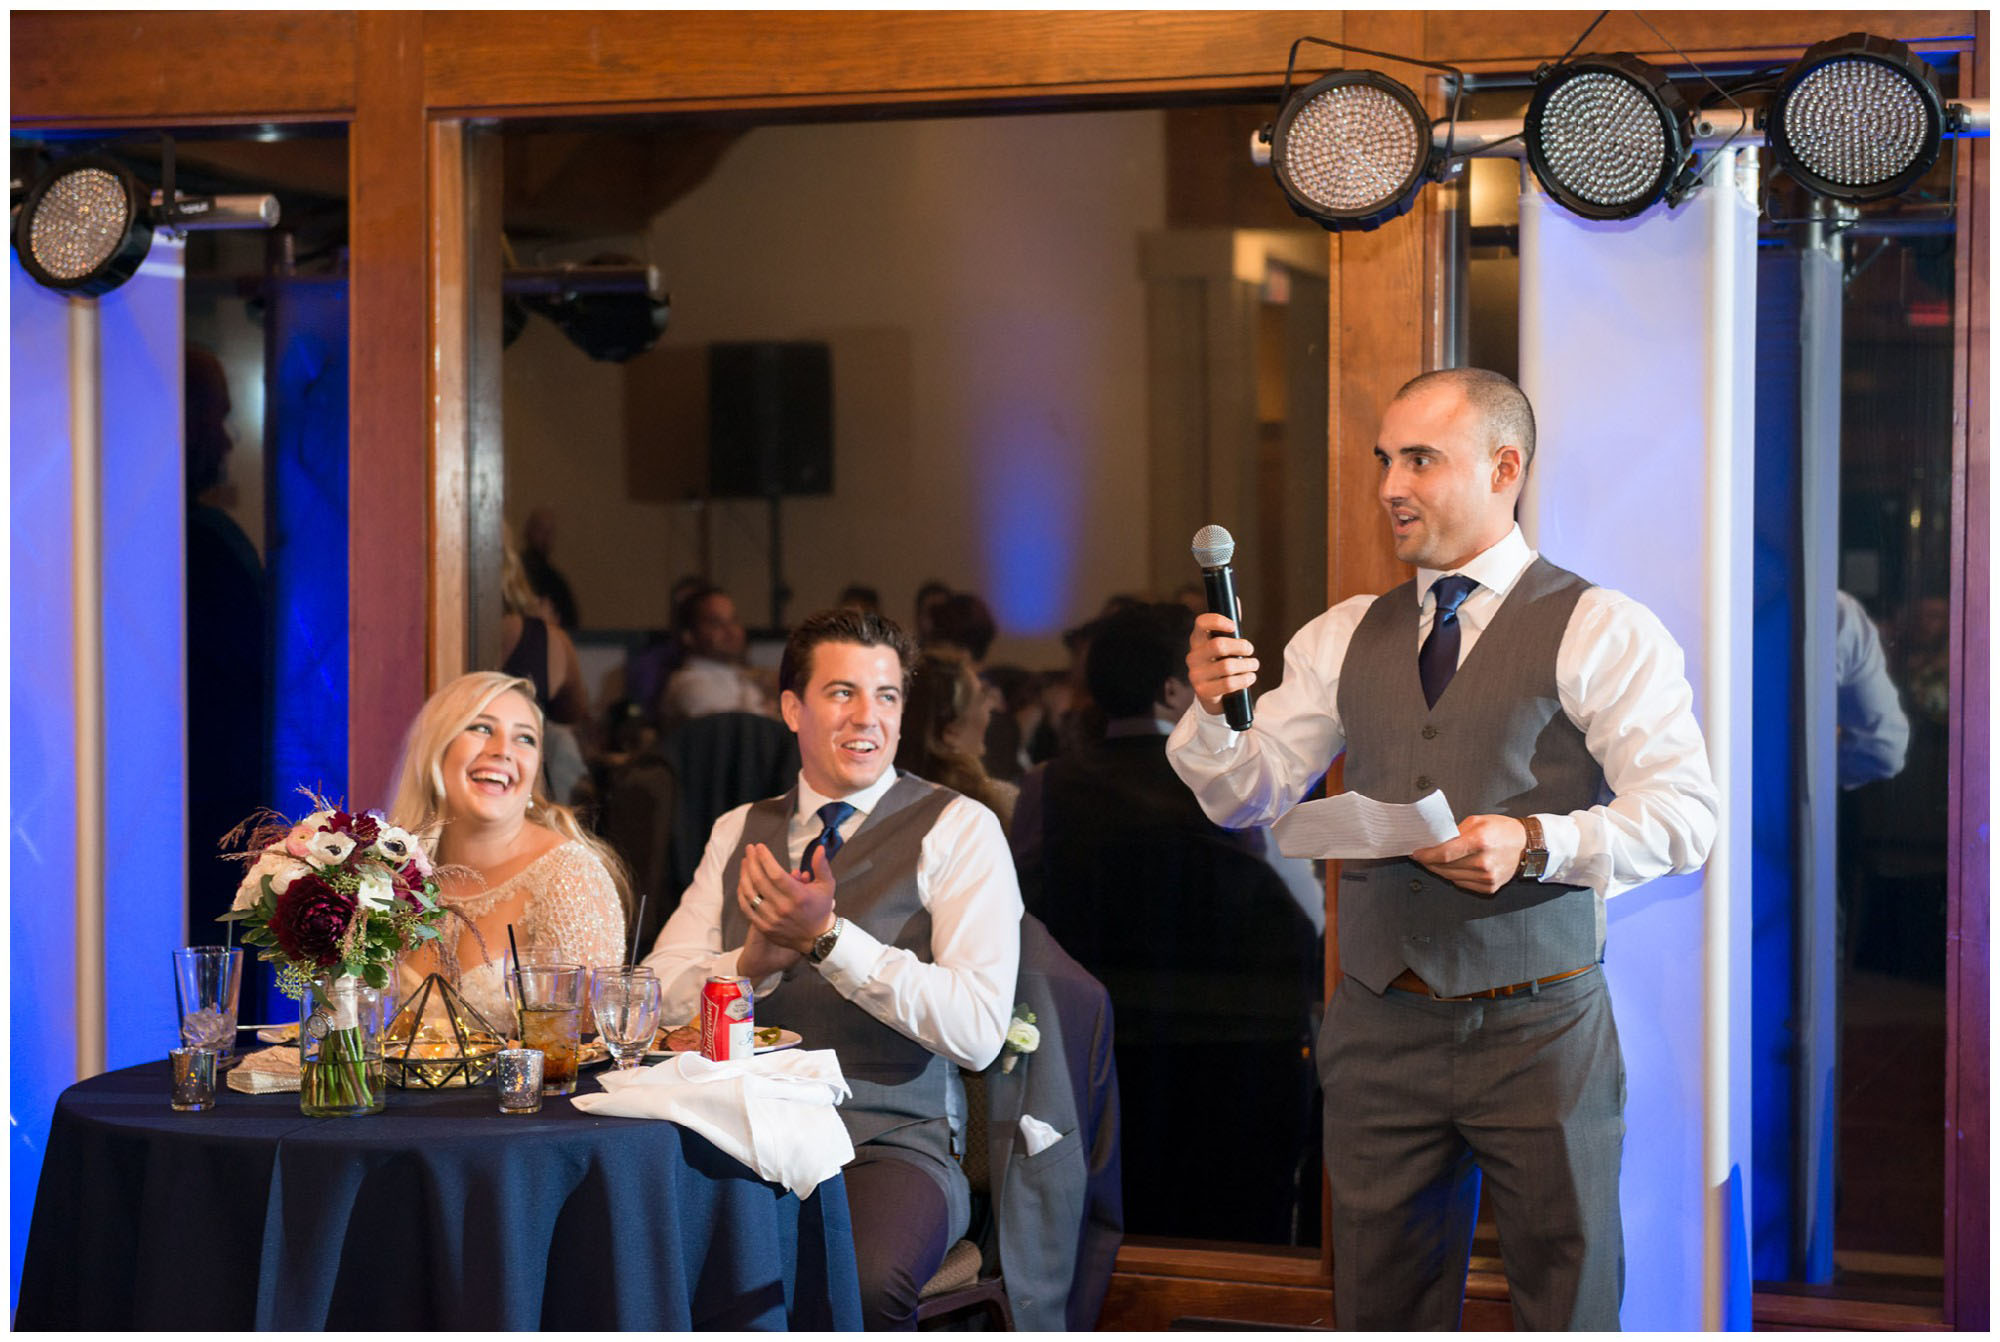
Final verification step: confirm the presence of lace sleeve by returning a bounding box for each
[524,843,630,969]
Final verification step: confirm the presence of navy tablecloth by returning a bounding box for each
[16,1060,863,1330]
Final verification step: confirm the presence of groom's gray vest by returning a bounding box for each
[720,773,962,1182]
[1334,557,1607,997]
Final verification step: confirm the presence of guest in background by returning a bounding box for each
[657,584,775,728]
[896,646,1018,833]
[838,583,881,615]
[521,504,580,631]
[184,346,269,938]
[913,579,952,643]
[924,591,997,665]
[500,531,586,725]
[1014,602,1321,932]
[389,672,630,1031]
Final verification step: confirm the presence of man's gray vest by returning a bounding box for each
[720,773,962,1179]
[1334,557,1607,996]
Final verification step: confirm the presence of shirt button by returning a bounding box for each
[1422,725,1438,739]
[1408,879,1423,893]
[1414,775,1432,791]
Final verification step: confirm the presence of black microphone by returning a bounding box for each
[1191,524,1254,731]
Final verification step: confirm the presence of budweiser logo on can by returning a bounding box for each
[700,975,755,1061]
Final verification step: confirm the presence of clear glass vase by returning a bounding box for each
[300,974,386,1116]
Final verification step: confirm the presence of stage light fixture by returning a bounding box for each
[12,154,154,296]
[1525,53,1696,220]
[1767,32,1947,202]
[1269,70,1440,231]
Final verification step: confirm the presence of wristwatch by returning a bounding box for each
[807,917,845,966]
[1517,816,1549,880]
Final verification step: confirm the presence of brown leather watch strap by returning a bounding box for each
[1517,815,1548,879]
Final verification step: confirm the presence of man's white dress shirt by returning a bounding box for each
[1166,525,1718,899]
[645,767,1022,1071]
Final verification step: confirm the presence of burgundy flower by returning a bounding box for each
[267,873,357,968]
[324,810,380,845]
[394,864,429,910]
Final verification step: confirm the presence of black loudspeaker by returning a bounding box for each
[707,341,833,498]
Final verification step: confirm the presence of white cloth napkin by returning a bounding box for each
[571,1048,855,1198]
[227,1043,301,1094]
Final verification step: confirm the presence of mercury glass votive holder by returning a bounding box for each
[170,1046,219,1112]
[495,1048,544,1115]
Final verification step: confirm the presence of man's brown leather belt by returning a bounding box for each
[1388,965,1594,1000]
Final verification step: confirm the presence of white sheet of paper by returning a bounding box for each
[1271,789,1459,860]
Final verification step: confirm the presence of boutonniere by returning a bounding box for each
[1001,1004,1040,1073]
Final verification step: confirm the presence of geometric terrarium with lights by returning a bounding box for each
[384,973,508,1089]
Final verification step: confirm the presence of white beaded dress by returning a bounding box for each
[407,841,626,1030]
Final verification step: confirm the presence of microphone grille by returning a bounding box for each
[1191,524,1235,568]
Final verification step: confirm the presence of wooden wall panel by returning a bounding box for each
[420,10,1339,112]
[1422,9,1976,64]
[1945,14,1989,1331]
[10,10,357,123]
[348,12,431,805]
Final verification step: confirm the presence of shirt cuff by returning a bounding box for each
[1536,812,1582,885]
[813,917,883,995]
[715,946,785,1001]
[1189,704,1241,750]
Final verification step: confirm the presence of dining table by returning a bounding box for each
[14,1058,864,1330]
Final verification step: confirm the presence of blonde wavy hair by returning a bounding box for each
[387,671,631,910]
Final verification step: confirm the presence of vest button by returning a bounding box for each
[1414,775,1432,791]
[1422,725,1438,739]
[1408,879,1422,893]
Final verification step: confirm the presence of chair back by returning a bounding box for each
[660,711,800,904]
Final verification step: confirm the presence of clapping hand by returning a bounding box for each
[736,842,837,955]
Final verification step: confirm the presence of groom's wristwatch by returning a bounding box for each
[807,917,845,966]
[1516,816,1549,880]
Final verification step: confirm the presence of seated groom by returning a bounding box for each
[646,607,1023,1330]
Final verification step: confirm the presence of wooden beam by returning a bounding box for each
[419,10,1338,113]
[1421,9,1976,64]
[348,11,430,805]
[1945,14,1989,1331]
[428,118,470,694]
[10,10,357,123]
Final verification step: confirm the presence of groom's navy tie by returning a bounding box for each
[800,801,857,875]
[1418,575,1478,709]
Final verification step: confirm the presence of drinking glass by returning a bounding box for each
[591,971,663,1070]
[503,962,583,1096]
[172,946,243,1070]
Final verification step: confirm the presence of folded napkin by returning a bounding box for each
[227,1044,301,1094]
[571,1048,854,1198]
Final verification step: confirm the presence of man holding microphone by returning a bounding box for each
[1167,368,1719,1330]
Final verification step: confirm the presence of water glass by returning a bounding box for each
[172,946,243,1070]
[504,962,583,1096]
[591,970,663,1070]
[495,1048,544,1114]
[169,1047,218,1111]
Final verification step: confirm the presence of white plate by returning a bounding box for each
[647,1028,801,1059]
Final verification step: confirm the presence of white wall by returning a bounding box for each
[504,110,1168,667]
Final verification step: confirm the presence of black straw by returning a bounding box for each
[506,923,528,1041]
[627,894,647,969]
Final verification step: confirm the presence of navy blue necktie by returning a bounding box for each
[800,801,856,876]
[1418,575,1478,709]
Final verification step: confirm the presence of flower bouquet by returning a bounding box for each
[222,796,445,1116]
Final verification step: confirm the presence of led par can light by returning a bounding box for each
[1525,53,1694,220]
[1270,70,1438,232]
[12,153,154,296]
[1768,32,1947,202]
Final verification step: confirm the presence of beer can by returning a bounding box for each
[700,975,755,1061]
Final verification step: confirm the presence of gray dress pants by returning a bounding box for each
[1319,966,1626,1330]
